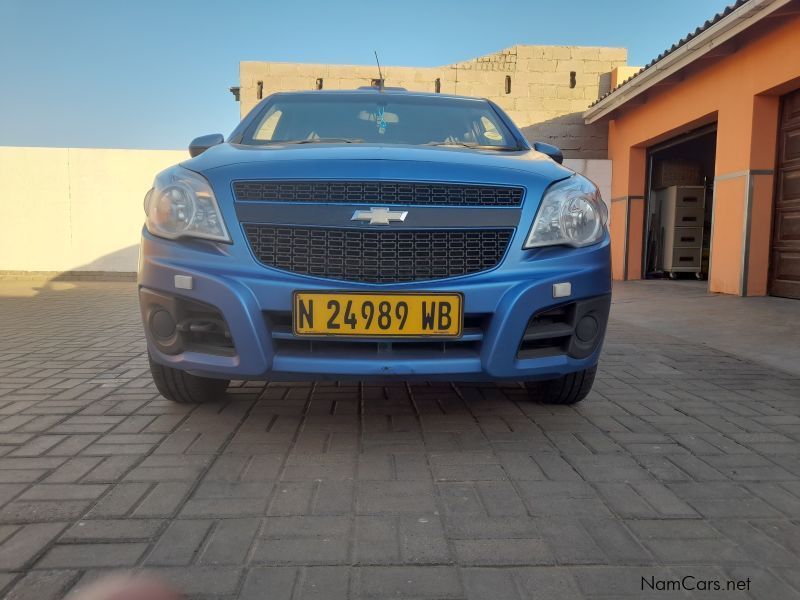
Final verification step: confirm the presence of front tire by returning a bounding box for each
[524,366,597,405]
[148,353,229,403]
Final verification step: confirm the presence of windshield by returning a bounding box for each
[241,93,522,149]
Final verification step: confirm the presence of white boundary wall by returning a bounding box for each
[0,147,610,273]
[0,147,184,273]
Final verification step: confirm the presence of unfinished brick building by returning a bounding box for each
[234,45,634,159]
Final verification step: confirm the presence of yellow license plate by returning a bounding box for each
[293,292,463,337]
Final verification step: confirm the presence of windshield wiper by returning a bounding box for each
[276,138,363,144]
[425,141,476,148]
[425,141,520,151]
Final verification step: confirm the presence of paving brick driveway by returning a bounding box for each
[0,281,798,599]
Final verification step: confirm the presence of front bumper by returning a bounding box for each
[139,231,611,382]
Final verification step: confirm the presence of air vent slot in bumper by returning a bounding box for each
[233,180,524,207]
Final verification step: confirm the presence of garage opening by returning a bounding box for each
[643,125,717,284]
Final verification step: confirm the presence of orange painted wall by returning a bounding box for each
[610,199,627,275]
[711,178,747,294]
[605,14,800,294]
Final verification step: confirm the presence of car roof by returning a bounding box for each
[269,89,488,102]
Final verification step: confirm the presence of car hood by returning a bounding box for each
[181,142,574,184]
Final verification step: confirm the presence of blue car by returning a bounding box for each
[139,88,611,405]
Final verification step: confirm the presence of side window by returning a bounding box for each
[479,116,504,145]
[253,109,283,140]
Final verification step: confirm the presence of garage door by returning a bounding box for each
[770,89,800,299]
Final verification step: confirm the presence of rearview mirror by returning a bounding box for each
[533,141,563,164]
[358,110,399,123]
[189,133,224,157]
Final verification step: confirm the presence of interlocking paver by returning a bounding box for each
[581,518,653,565]
[140,566,243,596]
[60,518,163,542]
[0,522,67,570]
[2,569,79,600]
[144,519,212,566]
[0,500,91,523]
[131,481,193,517]
[35,542,148,568]
[18,483,107,501]
[516,567,584,600]
[0,280,799,599]
[253,515,352,565]
[454,538,554,565]
[354,514,449,564]
[462,567,522,600]
[357,566,462,598]
[239,566,296,600]
[517,481,613,517]
[357,480,437,513]
[197,517,260,565]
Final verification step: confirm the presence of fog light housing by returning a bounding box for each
[149,309,176,339]
[139,288,235,356]
[575,314,599,342]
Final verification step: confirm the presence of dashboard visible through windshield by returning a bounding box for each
[241,93,522,150]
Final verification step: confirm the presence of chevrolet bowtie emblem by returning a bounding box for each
[351,207,408,225]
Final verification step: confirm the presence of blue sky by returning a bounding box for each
[0,0,732,149]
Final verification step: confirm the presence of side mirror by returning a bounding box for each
[189,133,224,157]
[533,142,563,164]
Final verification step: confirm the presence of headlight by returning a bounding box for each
[144,166,231,243]
[524,176,608,249]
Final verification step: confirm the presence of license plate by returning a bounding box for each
[293,292,463,337]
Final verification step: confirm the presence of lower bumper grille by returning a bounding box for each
[517,295,611,360]
[265,311,490,357]
[272,338,481,357]
[243,225,513,283]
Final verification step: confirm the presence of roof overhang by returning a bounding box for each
[584,0,795,124]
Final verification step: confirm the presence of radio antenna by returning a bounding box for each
[374,51,384,90]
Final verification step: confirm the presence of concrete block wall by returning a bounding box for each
[239,45,628,158]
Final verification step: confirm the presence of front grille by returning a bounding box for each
[243,225,513,283]
[233,180,523,207]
